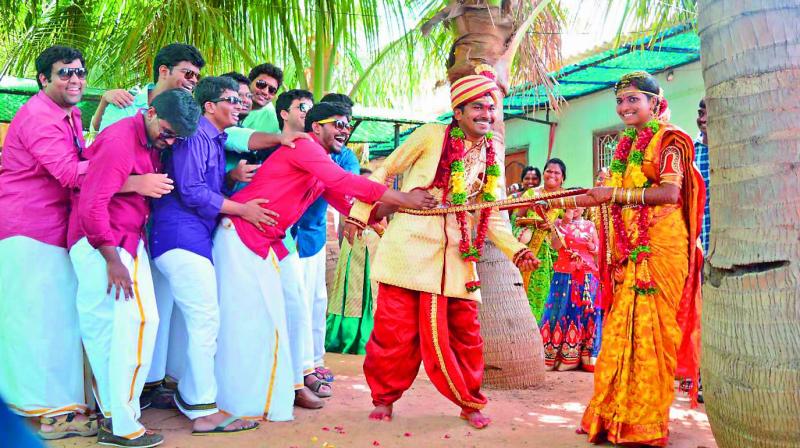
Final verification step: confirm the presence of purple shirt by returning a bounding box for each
[149,116,227,261]
[0,90,88,248]
[67,115,160,257]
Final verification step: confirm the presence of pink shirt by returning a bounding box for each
[0,91,88,248]
[68,115,160,258]
[229,136,387,259]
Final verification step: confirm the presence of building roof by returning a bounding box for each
[505,23,699,111]
[369,24,700,159]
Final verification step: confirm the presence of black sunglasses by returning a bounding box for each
[57,67,87,81]
[255,79,278,95]
[318,118,353,132]
[177,67,201,81]
[291,103,312,113]
[157,129,182,141]
[210,96,243,106]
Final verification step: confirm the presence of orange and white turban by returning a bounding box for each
[450,65,501,110]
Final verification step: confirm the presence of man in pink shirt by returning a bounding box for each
[0,45,98,440]
[213,102,437,420]
[68,89,201,447]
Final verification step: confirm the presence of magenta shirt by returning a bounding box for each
[0,91,88,248]
[229,136,387,260]
[67,115,160,258]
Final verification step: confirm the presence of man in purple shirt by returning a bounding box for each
[69,89,200,447]
[0,45,99,440]
[148,76,271,435]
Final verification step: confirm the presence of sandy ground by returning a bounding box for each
[48,353,716,448]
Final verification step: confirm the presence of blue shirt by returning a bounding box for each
[150,117,228,261]
[694,136,710,254]
[292,147,360,257]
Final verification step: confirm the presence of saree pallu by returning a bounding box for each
[325,230,380,355]
[582,124,705,446]
[523,241,557,321]
[540,272,602,371]
[512,194,562,322]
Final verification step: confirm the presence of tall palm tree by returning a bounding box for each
[697,0,800,445]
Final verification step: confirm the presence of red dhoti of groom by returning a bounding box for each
[364,284,486,411]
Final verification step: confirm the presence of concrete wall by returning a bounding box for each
[504,61,705,187]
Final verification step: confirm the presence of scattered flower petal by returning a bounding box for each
[322,427,330,431]
[404,432,412,437]
[372,441,381,446]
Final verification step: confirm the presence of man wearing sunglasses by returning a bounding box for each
[212,101,436,422]
[93,43,205,133]
[148,76,271,436]
[0,44,99,441]
[236,63,282,140]
[67,89,201,448]
[291,92,360,396]
[272,88,333,410]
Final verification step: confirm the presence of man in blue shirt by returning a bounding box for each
[149,76,276,435]
[292,93,360,390]
[694,98,710,255]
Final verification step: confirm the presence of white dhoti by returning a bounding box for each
[299,247,328,367]
[153,249,219,420]
[0,236,87,417]
[70,238,158,439]
[213,218,294,421]
[279,251,314,387]
[145,260,172,386]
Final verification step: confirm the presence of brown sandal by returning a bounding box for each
[38,412,98,440]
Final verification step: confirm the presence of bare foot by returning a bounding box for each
[193,411,256,433]
[369,404,393,421]
[295,387,325,409]
[460,410,491,429]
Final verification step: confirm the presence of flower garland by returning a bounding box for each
[607,119,659,295]
[447,126,501,292]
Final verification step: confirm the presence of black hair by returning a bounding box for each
[544,157,567,180]
[194,76,240,111]
[275,89,314,130]
[152,43,205,84]
[150,88,201,137]
[520,166,541,183]
[699,98,706,109]
[304,102,351,132]
[35,45,85,89]
[360,167,373,176]
[614,71,660,97]
[320,93,354,108]
[248,63,283,87]
[221,71,250,86]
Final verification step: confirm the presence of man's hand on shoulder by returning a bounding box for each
[281,130,313,148]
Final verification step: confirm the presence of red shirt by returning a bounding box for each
[229,136,387,259]
[68,115,160,257]
[0,91,88,247]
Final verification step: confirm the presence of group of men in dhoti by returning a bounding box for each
[0,42,538,447]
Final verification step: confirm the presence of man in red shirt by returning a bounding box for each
[68,89,200,448]
[213,102,437,420]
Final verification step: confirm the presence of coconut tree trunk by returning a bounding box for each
[427,0,548,388]
[477,241,546,388]
[699,0,800,446]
